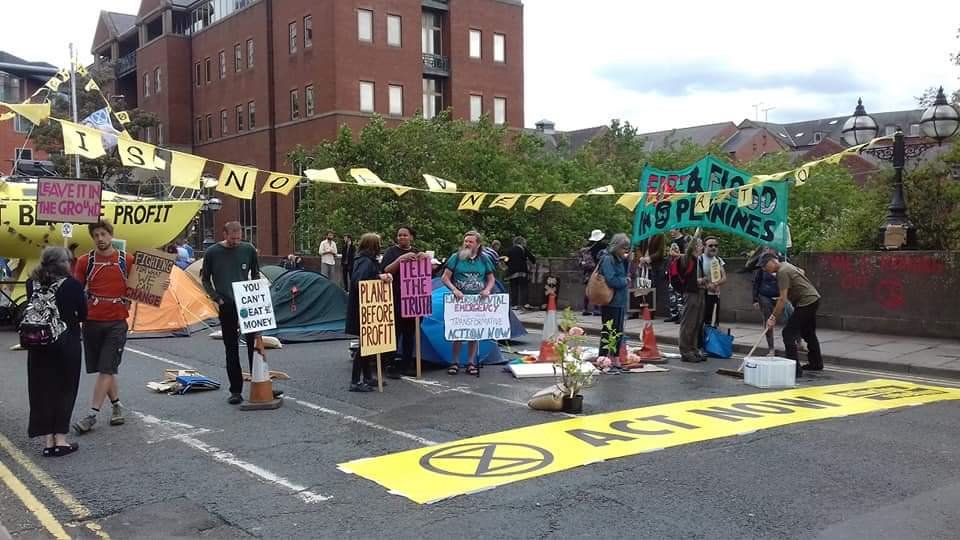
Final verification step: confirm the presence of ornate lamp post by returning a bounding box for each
[198,190,222,250]
[843,88,959,249]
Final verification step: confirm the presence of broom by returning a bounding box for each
[716,329,767,379]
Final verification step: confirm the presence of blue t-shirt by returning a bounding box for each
[446,252,495,294]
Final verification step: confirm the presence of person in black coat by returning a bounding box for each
[505,236,536,309]
[341,234,356,290]
[25,246,87,457]
[344,233,393,392]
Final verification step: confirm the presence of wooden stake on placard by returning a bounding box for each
[376,353,383,393]
[415,317,422,378]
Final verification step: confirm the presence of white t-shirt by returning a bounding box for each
[699,254,725,296]
[319,239,338,265]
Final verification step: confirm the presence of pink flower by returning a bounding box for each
[596,356,612,369]
[568,326,585,336]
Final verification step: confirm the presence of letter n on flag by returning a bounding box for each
[218,163,258,200]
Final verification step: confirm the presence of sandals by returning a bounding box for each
[447,364,459,375]
[52,443,79,457]
[466,364,479,376]
[42,447,55,457]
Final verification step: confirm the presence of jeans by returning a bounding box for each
[510,276,529,307]
[679,290,705,361]
[784,300,822,368]
[341,266,351,290]
[218,301,255,395]
[321,263,335,279]
[599,305,626,359]
[759,296,800,351]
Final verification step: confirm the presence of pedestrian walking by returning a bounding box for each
[597,233,631,368]
[505,236,536,310]
[665,228,691,323]
[675,237,707,363]
[318,230,338,279]
[380,226,425,379]
[24,247,86,456]
[580,229,607,316]
[345,233,393,392]
[72,221,134,434]
[442,231,495,376]
[761,253,823,376]
[341,234,356,290]
[202,221,273,405]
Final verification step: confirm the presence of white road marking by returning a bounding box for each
[127,347,196,370]
[287,397,438,446]
[135,412,213,443]
[402,377,578,418]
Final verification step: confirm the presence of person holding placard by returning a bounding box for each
[380,226,425,379]
[441,231,495,376]
[345,233,393,392]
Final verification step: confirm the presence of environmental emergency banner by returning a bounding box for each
[632,156,790,251]
[443,294,511,341]
[339,379,960,504]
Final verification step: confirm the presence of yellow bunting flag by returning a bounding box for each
[524,194,551,211]
[350,167,386,186]
[44,71,68,92]
[115,111,131,125]
[60,120,106,159]
[217,163,259,200]
[551,194,581,207]
[305,168,341,183]
[262,172,300,195]
[489,194,521,210]
[694,192,710,214]
[458,192,487,212]
[737,185,754,207]
[387,184,412,197]
[83,79,99,92]
[117,137,158,170]
[170,151,206,189]
[714,189,734,203]
[615,193,642,211]
[0,102,50,125]
[794,165,811,187]
[423,174,458,193]
[75,64,88,77]
[587,185,616,195]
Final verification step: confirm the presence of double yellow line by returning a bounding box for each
[0,433,109,539]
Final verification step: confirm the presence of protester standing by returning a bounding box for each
[318,231,338,279]
[699,236,727,332]
[380,226,424,379]
[753,257,783,356]
[676,237,706,363]
[505,236,536,310]
[580,229,607,316]
[72,221,133,434]
[762,253,823,376]
[345,233,393,392]
[665,228,691,322]
[442,231,495,376]
[597,233,631,368]
[341,234,356,290]
[201,222,267,404]
[25,247,86,456]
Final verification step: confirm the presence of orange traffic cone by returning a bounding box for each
[537,293,559,363]
[241,336,283,411]
[637,307,665,364]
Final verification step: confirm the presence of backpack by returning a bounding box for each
[669,256,696,291]
[578,247,597,273]
[18,278,68,349]
[84,250,128,284]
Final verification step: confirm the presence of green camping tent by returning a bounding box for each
[262,267,349,342]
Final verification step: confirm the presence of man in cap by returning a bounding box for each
[761,252,822,376]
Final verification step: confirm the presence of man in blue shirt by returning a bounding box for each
[442,230,495,376]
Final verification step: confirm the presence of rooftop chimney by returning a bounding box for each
[535,119,556,135]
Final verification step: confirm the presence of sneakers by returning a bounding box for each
[349,382,374,393]
[227,393,243,405]
[110,403,125,426]
[72,414,97,435]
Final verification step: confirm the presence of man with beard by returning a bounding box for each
[441,231,495,376]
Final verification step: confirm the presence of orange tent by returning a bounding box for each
[127,266,220,337]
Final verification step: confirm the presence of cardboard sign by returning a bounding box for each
[399,257,433,318]
[359,279,396,356]
[443,294,511,341]
[231,278,276,334]
[36,178,102,224]
[124,249,175,306]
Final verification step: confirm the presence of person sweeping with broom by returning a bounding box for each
[760,253,823,377]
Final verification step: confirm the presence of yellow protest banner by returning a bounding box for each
[737,185,753,207]
[694,192,710,214]
[339,379,960,504]
[304,168,341,183]
[359,280,396,356]
[551,194,581,207]
[457,193,487,212]
[524,194,550,211]
[261,172,300,195]
[118,138,158,170]
[423,174,458,193]
[615,193,642,211]
[60,120,106,159]
[217,163,259,200]
[170,151,206,189]
[489,194,521,210]
[0,102,50,125]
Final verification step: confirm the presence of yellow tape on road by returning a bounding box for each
[339,379,960,504]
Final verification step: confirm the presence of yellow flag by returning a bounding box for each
[386,184,412,197]
[738,185,754,207]
[489,194,521,210]
[60,120,106,159]
[1,102,50,125]
[75,64,89,77]
[615,193,642,211]
[350,168,386,186]
[457,192,487,211]
[117,137,158,170]
[217,163,259,200]
[794,165,810,187]
[170,151,207,189]
[0,112,13,121]
[423,174,458,193]
[83,79,100,92]
[115,111,131,125]
[262,172,300,195]
[694,192,711,214]
[551,194,581,207]
[587,185,615,195]
[525,194,551,211]
[305,168,341,183]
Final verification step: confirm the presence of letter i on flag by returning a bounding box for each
[60,120,106,159]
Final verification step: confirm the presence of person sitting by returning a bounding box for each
[281,254,304,271]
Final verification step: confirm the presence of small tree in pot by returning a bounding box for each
[551,309,617,413]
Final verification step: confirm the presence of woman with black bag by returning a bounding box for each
[344,234,393,392]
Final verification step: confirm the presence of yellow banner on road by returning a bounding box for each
[339,379,960,504]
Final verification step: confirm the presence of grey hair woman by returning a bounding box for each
[597,233,631,367]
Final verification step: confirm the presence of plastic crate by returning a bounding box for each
[743,356,796,388]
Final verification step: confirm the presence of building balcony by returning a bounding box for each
[422,53,450,77]
[422,0,449,10]
[115,52,137,77]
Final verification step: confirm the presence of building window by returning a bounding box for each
[290,89,300,120]
[195,62,201,86]
[197,117,203,141]
[493,33,505,63]
[157,123,164,145]
[0,72,22,103]
[206,114,212,139]
[358,9,373,42]
[205,58,211,83]
[247,39,254,68]
[288,21,298,54]
[494,97,506,125]
[387,15,402,47]
[884,126,897,136]
[305,85,315,117]
[469,29,482,59]
[422,78,442,119]
[909,124,921,137]
[304,15,313,48]
[359,81,374,113]
[248,100,256,128]
[239,198,257,245]
[234,44,242,72]
[813,132,823,144]
[154,67,162,94]
[221,109,228,135]
[145,126,153,144]
[15,148,32,161]
[14,115,31,134]
[236,105,244,131]
[219,51,226,78]
[389,85,403,116]
[143,73,150,97]
[470,95,483,122]
[422,12,441,55]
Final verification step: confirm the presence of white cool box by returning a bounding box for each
[743,357,796,388]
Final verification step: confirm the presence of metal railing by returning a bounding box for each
[115,52,137,77]
[422,53,450,75]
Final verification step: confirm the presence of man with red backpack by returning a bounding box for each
[72,221,134,434]
[672,237,706,362]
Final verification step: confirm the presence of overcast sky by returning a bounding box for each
[3,0,958,132]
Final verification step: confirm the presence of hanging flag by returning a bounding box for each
[170,151,206,189]
[83,79,99,92]
[616,193,642,211]
[0,102,50,125]
[81,107,120,150]
[457,192,487,211]
[737,185,753,207]
[694,192,711,214]
[117,138,158,170]
[261,173,301,195]
[423,174,457,193]
[587,185,615,195]
[114,111,131,125]
[304,168,341,183]
[217,163,258,200]
[524,194,550,211]
[350,168,385,186]
[551,194,581,207]
[489,194,521,210]
[60,120,106,159]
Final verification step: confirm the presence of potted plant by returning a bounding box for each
[551,309,608,413]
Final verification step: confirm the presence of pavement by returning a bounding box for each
[515,309,960,379]
[1,328,959,539]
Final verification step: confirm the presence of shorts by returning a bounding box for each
[83,320,128,375]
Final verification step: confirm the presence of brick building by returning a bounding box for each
[91,0,524,255]
[0,51,58,176]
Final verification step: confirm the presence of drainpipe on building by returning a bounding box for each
[265,0,280,255]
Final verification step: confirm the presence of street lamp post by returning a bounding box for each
[199,193,222,250]
[842,88,960,250]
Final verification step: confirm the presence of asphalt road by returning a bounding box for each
[1,327,959,539]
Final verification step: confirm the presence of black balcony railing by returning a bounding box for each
[115,52,137,77]
[422,53,450,75]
